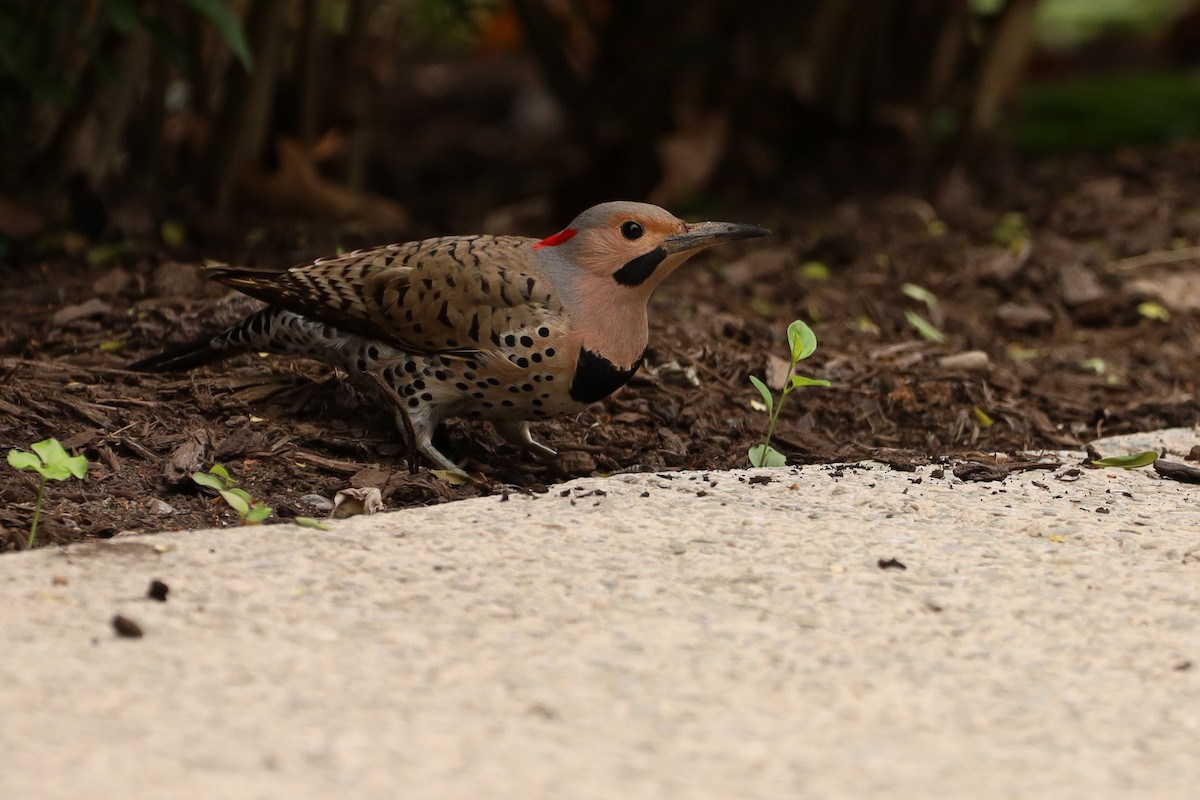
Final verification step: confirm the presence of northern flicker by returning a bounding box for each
[131,201,768,474]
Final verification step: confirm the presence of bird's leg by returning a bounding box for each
[412,423,471,478]
[363,370,422,474]
[364,369,469,478]
[493,420,557,459]
[398,404,471,479]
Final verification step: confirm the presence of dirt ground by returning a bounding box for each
[3,143,1199,549]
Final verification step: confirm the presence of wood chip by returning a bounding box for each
[164,430,212,484]
[112,615,143,638]
[1153,460,1200,485]
[290,450,362,475]
[953,461,1009,482]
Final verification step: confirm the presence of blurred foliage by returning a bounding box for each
[103,0,253,66]
[0,5,90,127]
[1035,0,1191,47]
[0,0,250,134]
[1016,71,1200,152]
[407,0,487,49]
[3,0,1200,232]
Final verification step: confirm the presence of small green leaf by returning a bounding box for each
[800,261,829,281]
[244,504,272,523]
[786,319,818,362]
[294,516,333,531]
[748,444,787,468]
[160,220,187,248]
[64,455,88,480]
[750,297,774,317]
[191,471,226,491]
[40,464,72,481]
[1091,451,1158,469]
[1137,301,1170,321]
[901,282,939,310]
[85,242,129,268]
[208,464,233,483]
[905,309,946,343]
[31,438,69,465]
[1006,343,1047,361]
[749,375,773,416]
[992,211,1028,247]
[179,0,254,70]
[855,315,880,335]
[430,469,471,485]
[789,374,831,388]
[27,439,88,481]
[7,450,42,472]
[219,489,250,516]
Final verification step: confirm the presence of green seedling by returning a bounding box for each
[1006,343,1048,361]
[905,309,946,343]
[6,438,89,547]
[854,314,881,335]
[1137,301,1170,322]
[973,407,995,428]
[800,261,830,281]
[191,464,272,524]
[748,320,831,468]
[1091,451,1158,469]
[992,211,1028,248]
[901,283,945,342]
[901,282,939,311]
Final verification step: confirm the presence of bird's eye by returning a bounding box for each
[620,221,644,240]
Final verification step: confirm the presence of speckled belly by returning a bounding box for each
[367,341,595,425]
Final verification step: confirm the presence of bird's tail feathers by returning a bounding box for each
[127,335,238,372]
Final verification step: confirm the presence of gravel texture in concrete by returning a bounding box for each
[2,429,1198,799]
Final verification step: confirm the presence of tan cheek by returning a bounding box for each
[578,228,632,275]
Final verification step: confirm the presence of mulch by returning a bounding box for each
[3,144,1199,549]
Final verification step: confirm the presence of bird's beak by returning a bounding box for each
[662,221,770,255]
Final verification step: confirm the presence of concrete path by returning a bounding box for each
[2,429,1198,799]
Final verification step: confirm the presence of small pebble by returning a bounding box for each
[147,580,169,602]
[301,494,335,512]
[112,615,143,638]
[937,351,990,372]
[148,499,175,515]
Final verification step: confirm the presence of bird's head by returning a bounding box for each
[533,201,769,300]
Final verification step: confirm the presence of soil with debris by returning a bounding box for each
[3,145,1199,549]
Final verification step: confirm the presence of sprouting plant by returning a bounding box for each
[6,438,89,547]
[1091,451,1158,469]
[748,320,831,468]
[902,282,946,343]
[191,464,272,524]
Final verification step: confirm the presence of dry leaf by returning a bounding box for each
[332,486,384,518]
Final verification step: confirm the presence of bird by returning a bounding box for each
[130,201,768,475]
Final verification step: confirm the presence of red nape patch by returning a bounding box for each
[533,228,577,250]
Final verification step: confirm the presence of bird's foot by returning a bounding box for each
[494,420,557,459]
[416,437,476,482]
